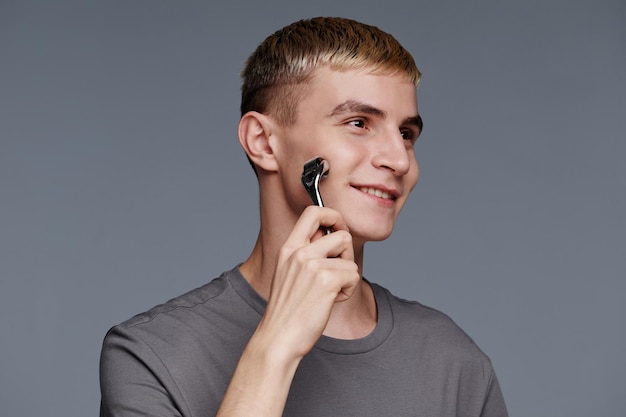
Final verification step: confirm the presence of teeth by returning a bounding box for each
[359,187,392,199]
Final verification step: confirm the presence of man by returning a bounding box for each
[100,17,508,417]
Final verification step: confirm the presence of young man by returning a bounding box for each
[100,17,508,417]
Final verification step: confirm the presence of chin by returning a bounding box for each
[369,231,394,242]
[351,225,394,244]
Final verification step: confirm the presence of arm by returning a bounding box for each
[216,206,360,417]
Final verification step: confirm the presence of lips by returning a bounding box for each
[355,186,398,200]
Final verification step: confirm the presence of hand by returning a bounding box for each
[256,205,360,361]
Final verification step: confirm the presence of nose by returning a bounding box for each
[371,130,412,176]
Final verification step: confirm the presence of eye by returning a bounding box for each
[400,128,418,143]
[348,119,366,129]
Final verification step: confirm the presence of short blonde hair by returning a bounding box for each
[241,17,421,126]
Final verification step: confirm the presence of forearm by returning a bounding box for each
[216,329,301,417]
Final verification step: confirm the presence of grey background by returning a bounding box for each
[1,0,624,416]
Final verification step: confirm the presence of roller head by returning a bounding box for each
[301,157,329,207]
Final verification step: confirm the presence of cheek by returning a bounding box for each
[407,159,420,191]
[327,144,370,176]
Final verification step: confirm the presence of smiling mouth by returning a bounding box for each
[357,186,396,200]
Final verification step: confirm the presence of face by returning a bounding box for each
[271,66,422,244]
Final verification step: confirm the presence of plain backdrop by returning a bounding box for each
[1,1,624,416]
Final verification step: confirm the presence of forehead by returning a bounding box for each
[300,66,418,117]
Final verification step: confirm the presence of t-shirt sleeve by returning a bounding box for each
[99,325,185,417]
[480,369,509,417]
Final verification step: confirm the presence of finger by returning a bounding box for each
[310,258,361,302]
[287,206,349,246]
[282,227,354,265]
[309,230,354,261]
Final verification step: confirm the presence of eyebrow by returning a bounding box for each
[328,99,423,134]
[327,100,387,118]
[405,114,424,134]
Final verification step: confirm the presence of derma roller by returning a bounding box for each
[301,157,331,234]
[301,157,329,207]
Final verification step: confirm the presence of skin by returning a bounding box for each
[217,66,422,417]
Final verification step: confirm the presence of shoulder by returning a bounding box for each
[374,283,459,327]
[104,269,240,347]
[374,283,493,365]
[100,267,256,384]
[125,272,228,324]
[99,268,245,417]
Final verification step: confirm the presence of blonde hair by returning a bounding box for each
[241,17,421,126]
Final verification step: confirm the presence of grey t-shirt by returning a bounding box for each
[100,266,508,416]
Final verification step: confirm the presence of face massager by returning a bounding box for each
[301,157,331,234]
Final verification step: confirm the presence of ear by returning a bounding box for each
[238,111,279,173]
